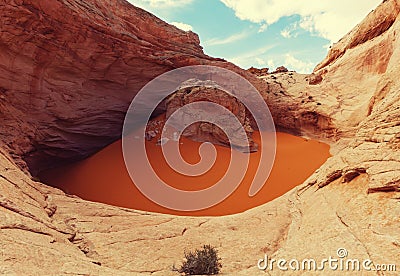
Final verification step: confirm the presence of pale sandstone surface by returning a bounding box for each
[0,0,400,275]
[258,1,400,141]
[1,145,398,275]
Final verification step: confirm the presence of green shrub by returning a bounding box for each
[175,244,222,275]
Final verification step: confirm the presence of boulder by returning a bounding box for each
[165,80,258,152]
[247,67,269,76]
[272,66,289,73]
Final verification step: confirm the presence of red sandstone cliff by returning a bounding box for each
[0,0,264,173]
[0,0,341,174]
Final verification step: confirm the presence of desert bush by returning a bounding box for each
[174,244,222,275]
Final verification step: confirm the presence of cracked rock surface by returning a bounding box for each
[0,0,400,275]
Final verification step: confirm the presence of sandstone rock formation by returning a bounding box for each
[271,66,289,74]
[315,0,400,72]
[0,0,340,175]
[257,0,399,141]
[247,66,269,76]
[0,0,399,275]
[0,0,264,174]
[165,79,257,152]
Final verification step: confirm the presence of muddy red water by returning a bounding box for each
[41,131,330,216]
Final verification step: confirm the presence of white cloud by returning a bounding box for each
[299,16,315,34]
[258,23,268,33]
[284,54,314,73]
[204,31,250,46]
[267,59,275,69]
[280,29,291,38]
[220,0,382,42]
[227,44,277,68]
[232,52,313,73]
[280,22,299,38]
[255,58,266,66]
[171,21,193,32]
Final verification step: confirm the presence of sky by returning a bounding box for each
[127,0,382,73]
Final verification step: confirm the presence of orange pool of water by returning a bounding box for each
[41,130,330,216]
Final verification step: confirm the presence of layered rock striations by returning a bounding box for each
[165,79,258,152]
[315,0,400,72]
[0,0,399,275]
[0,0,345,174]
[0,0,264,174]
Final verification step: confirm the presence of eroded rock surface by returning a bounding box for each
[247,66,269,76]
[0,139,398,275]
[165,79,257,152]
[0,0,348,174]
[0,0,264,174]
[0,0,399,275]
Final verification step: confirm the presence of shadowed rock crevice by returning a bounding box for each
[165,80,258,152]
[0,0,266,174]
[1,0,346,175]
